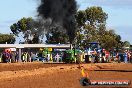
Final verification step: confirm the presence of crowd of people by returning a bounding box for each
[0,49,63,63]
[0,51,32,63]
[89,49,132,63]
[117,50,132,63]
[0,48,132,64]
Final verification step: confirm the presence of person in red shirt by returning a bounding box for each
[115,52,119,62]
[105,51,110,62]
[127,51,131,63]
[130,52,132,63]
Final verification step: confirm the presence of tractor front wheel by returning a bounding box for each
[80,77,91,86]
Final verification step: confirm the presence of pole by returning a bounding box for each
[70,44,72,50]
[18,48,22,62]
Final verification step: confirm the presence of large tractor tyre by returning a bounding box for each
[80,77,91,86]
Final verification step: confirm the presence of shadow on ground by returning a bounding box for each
[94,70,132,72]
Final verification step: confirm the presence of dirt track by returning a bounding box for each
[0,62,131,88]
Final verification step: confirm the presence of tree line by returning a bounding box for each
[0,6,130,50]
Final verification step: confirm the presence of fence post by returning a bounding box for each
[18,48,22,62]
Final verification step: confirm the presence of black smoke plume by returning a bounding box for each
[37,0,77,44]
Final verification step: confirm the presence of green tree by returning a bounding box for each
[10,17,33,35]
[98,30,117,50]
[10,17,40,44]
[0,34,15,44]
[115,35,123,50]
[123,41,130,47]
[85,6,108,26]
[76,10,87,27]
[75,6,108,48]
[75,6,124,50]
[84,6,108,43]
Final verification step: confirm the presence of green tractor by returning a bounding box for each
[62,49,75,63]
[62,49,82,63]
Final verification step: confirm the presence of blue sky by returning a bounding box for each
[0,0,132,44]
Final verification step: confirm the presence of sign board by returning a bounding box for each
[10,48,16,51]
[5,48,16,52]
[54,49,66,51]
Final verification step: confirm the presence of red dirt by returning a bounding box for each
[0,62,131,88]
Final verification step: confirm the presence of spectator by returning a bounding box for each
[27,52,31,62]
[2,51,10,63]
[127,51,131,63]
[21,53,25,62]
[115,52,119,62]
[130,52,132,63]
[55,53,60,62]
[105,51,110,62]
[99,51,102,63]
[0,53,2,62]
[31,52,37,62]
[102,49,106,63]
[124,50,128,63]
[11,52,15,63]
[47,54,50,62]
[15,52,19,62]
[92,49,97,63]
